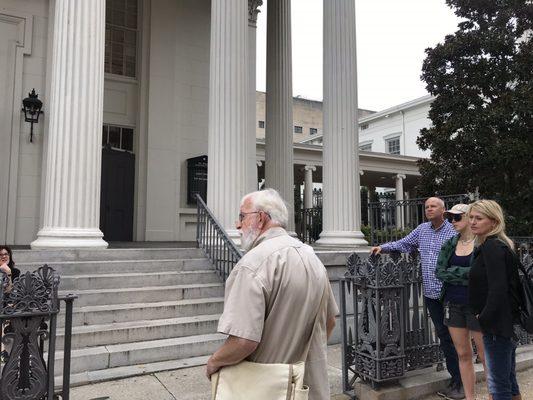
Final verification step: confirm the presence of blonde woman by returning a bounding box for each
[436,204,486,400]
[468,200,522,400]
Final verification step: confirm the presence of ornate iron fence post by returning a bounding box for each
[0,264,77,400]
[341,253,406,392]
[0,265,60,399]
[341,252,447,397]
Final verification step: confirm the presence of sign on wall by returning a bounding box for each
[187,155,208,204]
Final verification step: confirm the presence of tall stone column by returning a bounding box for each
[206,0,249,238]
[265,0,294,231]
[304,166,316,209]
[247,1,262,193]
[32,0,108,249]
[316,0,367,247]
[395,174,406,229]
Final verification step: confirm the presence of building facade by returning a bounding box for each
[300,95,433,159]
[0,0,422,248]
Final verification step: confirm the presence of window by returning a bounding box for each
[386,137,400,155]
[294,126,303,134]
[359,143,372,151]
[102,124,135,152]
[105,0,138,77]
[309,127,318,135]
[360,123,369,130]
[258,120,265,129]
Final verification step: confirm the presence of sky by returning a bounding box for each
[255,0,462,112]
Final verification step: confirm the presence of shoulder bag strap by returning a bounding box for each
[301,275,329,362]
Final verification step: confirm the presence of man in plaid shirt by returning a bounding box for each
[371,197,463,399]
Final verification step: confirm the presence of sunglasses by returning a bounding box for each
[446,214,463,222]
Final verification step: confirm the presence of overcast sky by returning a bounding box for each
[255,0,462,111]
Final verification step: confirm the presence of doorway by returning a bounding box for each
[100,147,135,241]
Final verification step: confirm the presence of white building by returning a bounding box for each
[358,95,433,158]
[301,95,433,159]
[0,0,421,248]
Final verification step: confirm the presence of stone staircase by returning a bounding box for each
[13,247,226,386]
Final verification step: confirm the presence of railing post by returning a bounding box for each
[61,294,77,400]
[339,278,351,394]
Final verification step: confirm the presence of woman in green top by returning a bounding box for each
[436,204,487,400]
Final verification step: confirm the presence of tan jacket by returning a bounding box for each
[218,227,339,400]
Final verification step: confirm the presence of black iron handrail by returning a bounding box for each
[195,194,242,281]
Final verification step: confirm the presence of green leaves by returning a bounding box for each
[418,0,533,234]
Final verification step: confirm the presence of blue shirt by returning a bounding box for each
[380,220,457,299]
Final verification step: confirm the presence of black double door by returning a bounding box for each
[100,148,135,241]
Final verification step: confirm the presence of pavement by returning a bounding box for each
[69,344,533,400]
[69,345,348,400]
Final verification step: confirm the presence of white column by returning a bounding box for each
[304,166,316,209]
[31,0,107,249]
[206,0,249,238]
[395,174,406,229]
[405,190,411,228]
[265,0,294,231]
[316,0,367,247]
[247,1,262,193]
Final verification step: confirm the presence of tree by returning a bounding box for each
[417,0,533,235]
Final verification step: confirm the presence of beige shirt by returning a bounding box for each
[218,227,339,400]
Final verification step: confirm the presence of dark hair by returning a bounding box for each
[0,246,15,270]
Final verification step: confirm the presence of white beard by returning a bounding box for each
[240,227,261,252]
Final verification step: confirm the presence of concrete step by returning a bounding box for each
[13,247,205,263]
[59,270,219,290]
[53,333,226,376]
[57,297,224,328]
[16,258,212,276]
[60,355,210,388]
[61,283,224,307]
[56,314,220,350]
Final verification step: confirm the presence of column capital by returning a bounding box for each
[248,0,263,27]
[304,165,317,172]
[395,174,406,180]
[256,160,263,167]
[359,170,365,176]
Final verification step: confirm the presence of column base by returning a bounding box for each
[315,230,369,248]
[31,227,108,249]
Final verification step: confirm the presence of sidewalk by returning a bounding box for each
[69,344,533,400]
[69,345,348,400]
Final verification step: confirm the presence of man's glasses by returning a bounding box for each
[446,214,463,223]
[238,211,261,222]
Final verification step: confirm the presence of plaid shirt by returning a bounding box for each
[381,220,457,299]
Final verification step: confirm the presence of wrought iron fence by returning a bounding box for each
[0,265,76,400]
[340,250,533,397]
[295,208,322,244]
[368,194,471,246]
[196,194,242,281]
[514,237,533,255]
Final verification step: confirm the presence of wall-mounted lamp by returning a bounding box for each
[21,89,44,142]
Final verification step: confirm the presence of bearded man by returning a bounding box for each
[206,189,339,400]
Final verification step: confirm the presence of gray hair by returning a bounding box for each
[241,189,289,228]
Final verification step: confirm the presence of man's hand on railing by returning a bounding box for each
[370,246,382,255]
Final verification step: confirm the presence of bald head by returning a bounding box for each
[426,197,445,208]
[425,197,446,225]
